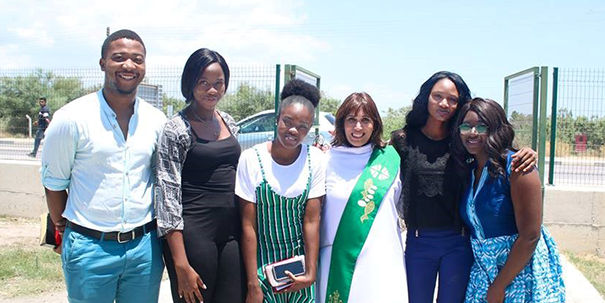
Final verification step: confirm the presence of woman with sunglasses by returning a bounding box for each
[391,71,536,303]
[451,97,564,303]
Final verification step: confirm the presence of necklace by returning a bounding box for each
[188,106,220,138]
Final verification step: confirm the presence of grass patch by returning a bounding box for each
[564,251,605,299]
[0,245,64,298]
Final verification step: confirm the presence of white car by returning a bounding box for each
[237,109,335,150]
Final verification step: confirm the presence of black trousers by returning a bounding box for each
[162,208,245,303]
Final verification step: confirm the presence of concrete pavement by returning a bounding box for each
[0,255,601,303]
[561,255,605,303]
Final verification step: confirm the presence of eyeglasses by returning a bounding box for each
[458,123,488,134]
[344,116,373,127]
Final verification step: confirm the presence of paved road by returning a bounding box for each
[0,138,42,161]
[3,138,603,186]
[544,160,605,186]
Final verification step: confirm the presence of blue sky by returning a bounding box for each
[1,0,603,112]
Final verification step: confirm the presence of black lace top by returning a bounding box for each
[392,127,463,231]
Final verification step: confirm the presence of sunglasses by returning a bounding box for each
[458,123,488,134]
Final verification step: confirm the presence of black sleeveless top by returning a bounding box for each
[181,133,242,241]
[182,134,241,206]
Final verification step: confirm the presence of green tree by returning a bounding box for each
[509,110,533,149]
[0,70,91,118]
[219,83,275,121]
[319,93,341,115]
[161,94,186,116]
[0,69,92,135]
[381,106,410,140]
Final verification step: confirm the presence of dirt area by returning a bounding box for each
[0,291,68,303]
[0,216,172,303]
[0,216,67,303]
[0,216,40,247]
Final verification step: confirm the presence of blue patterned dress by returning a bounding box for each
[460,151,565,303]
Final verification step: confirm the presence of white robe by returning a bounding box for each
[317,144,408,303]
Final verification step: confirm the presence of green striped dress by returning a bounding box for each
[253,146,315,303]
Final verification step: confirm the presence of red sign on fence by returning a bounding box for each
[575,134,587,152]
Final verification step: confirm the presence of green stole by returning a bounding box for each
[325,146,400,303]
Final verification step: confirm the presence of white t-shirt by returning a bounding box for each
[235,143,326,203]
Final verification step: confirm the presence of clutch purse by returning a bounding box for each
[263,255,306,292]
[39,213,61,248]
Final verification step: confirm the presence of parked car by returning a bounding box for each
[237,109,335,150]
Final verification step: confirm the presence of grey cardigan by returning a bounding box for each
[154,109,239,237]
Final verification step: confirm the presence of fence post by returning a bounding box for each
[25,115,32,138]
[274,64,281,138]
[503,79,509,114]
[549,68,559,185]
[538,66,548,185]
[532,67,541,151]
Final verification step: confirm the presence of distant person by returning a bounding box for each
[238,79,325,303]
[451,97,565,303]
[155,48,245,303]
[41,29,166,303]
[28,97,51,157]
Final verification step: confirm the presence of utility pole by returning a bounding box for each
[106,27,110,37]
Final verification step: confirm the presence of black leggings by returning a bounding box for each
[162,237,245,303]
[163,206,245,303]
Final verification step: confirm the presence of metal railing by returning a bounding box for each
[549,68,605,186]
[0,65,279,160]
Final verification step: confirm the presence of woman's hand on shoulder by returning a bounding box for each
[389,128,407,154]
[511,148,537,173]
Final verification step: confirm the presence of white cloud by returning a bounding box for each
[7,22,54,46]
[147,54,189,67]
[361,83,414,112]
[322,82,413,111]
[0,0,330,67]
[0,44,33,68]
[325,84,353,100]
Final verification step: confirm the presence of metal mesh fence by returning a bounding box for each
[506,72,536,150]
[0,65,277,160]
[551,68,605,186]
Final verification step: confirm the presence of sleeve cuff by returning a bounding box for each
[40,165,70,191]
[157,220,184,238]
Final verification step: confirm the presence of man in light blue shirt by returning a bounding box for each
[41,29,166,303]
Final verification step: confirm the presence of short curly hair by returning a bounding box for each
[280,79,320,107]
[101,29,146,59]
[277,79,321,120]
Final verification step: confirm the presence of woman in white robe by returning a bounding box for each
[317,92,408,303]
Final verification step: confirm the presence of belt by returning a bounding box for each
[67,220,156,243]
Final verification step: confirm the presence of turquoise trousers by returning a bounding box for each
[62,226,164,303]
